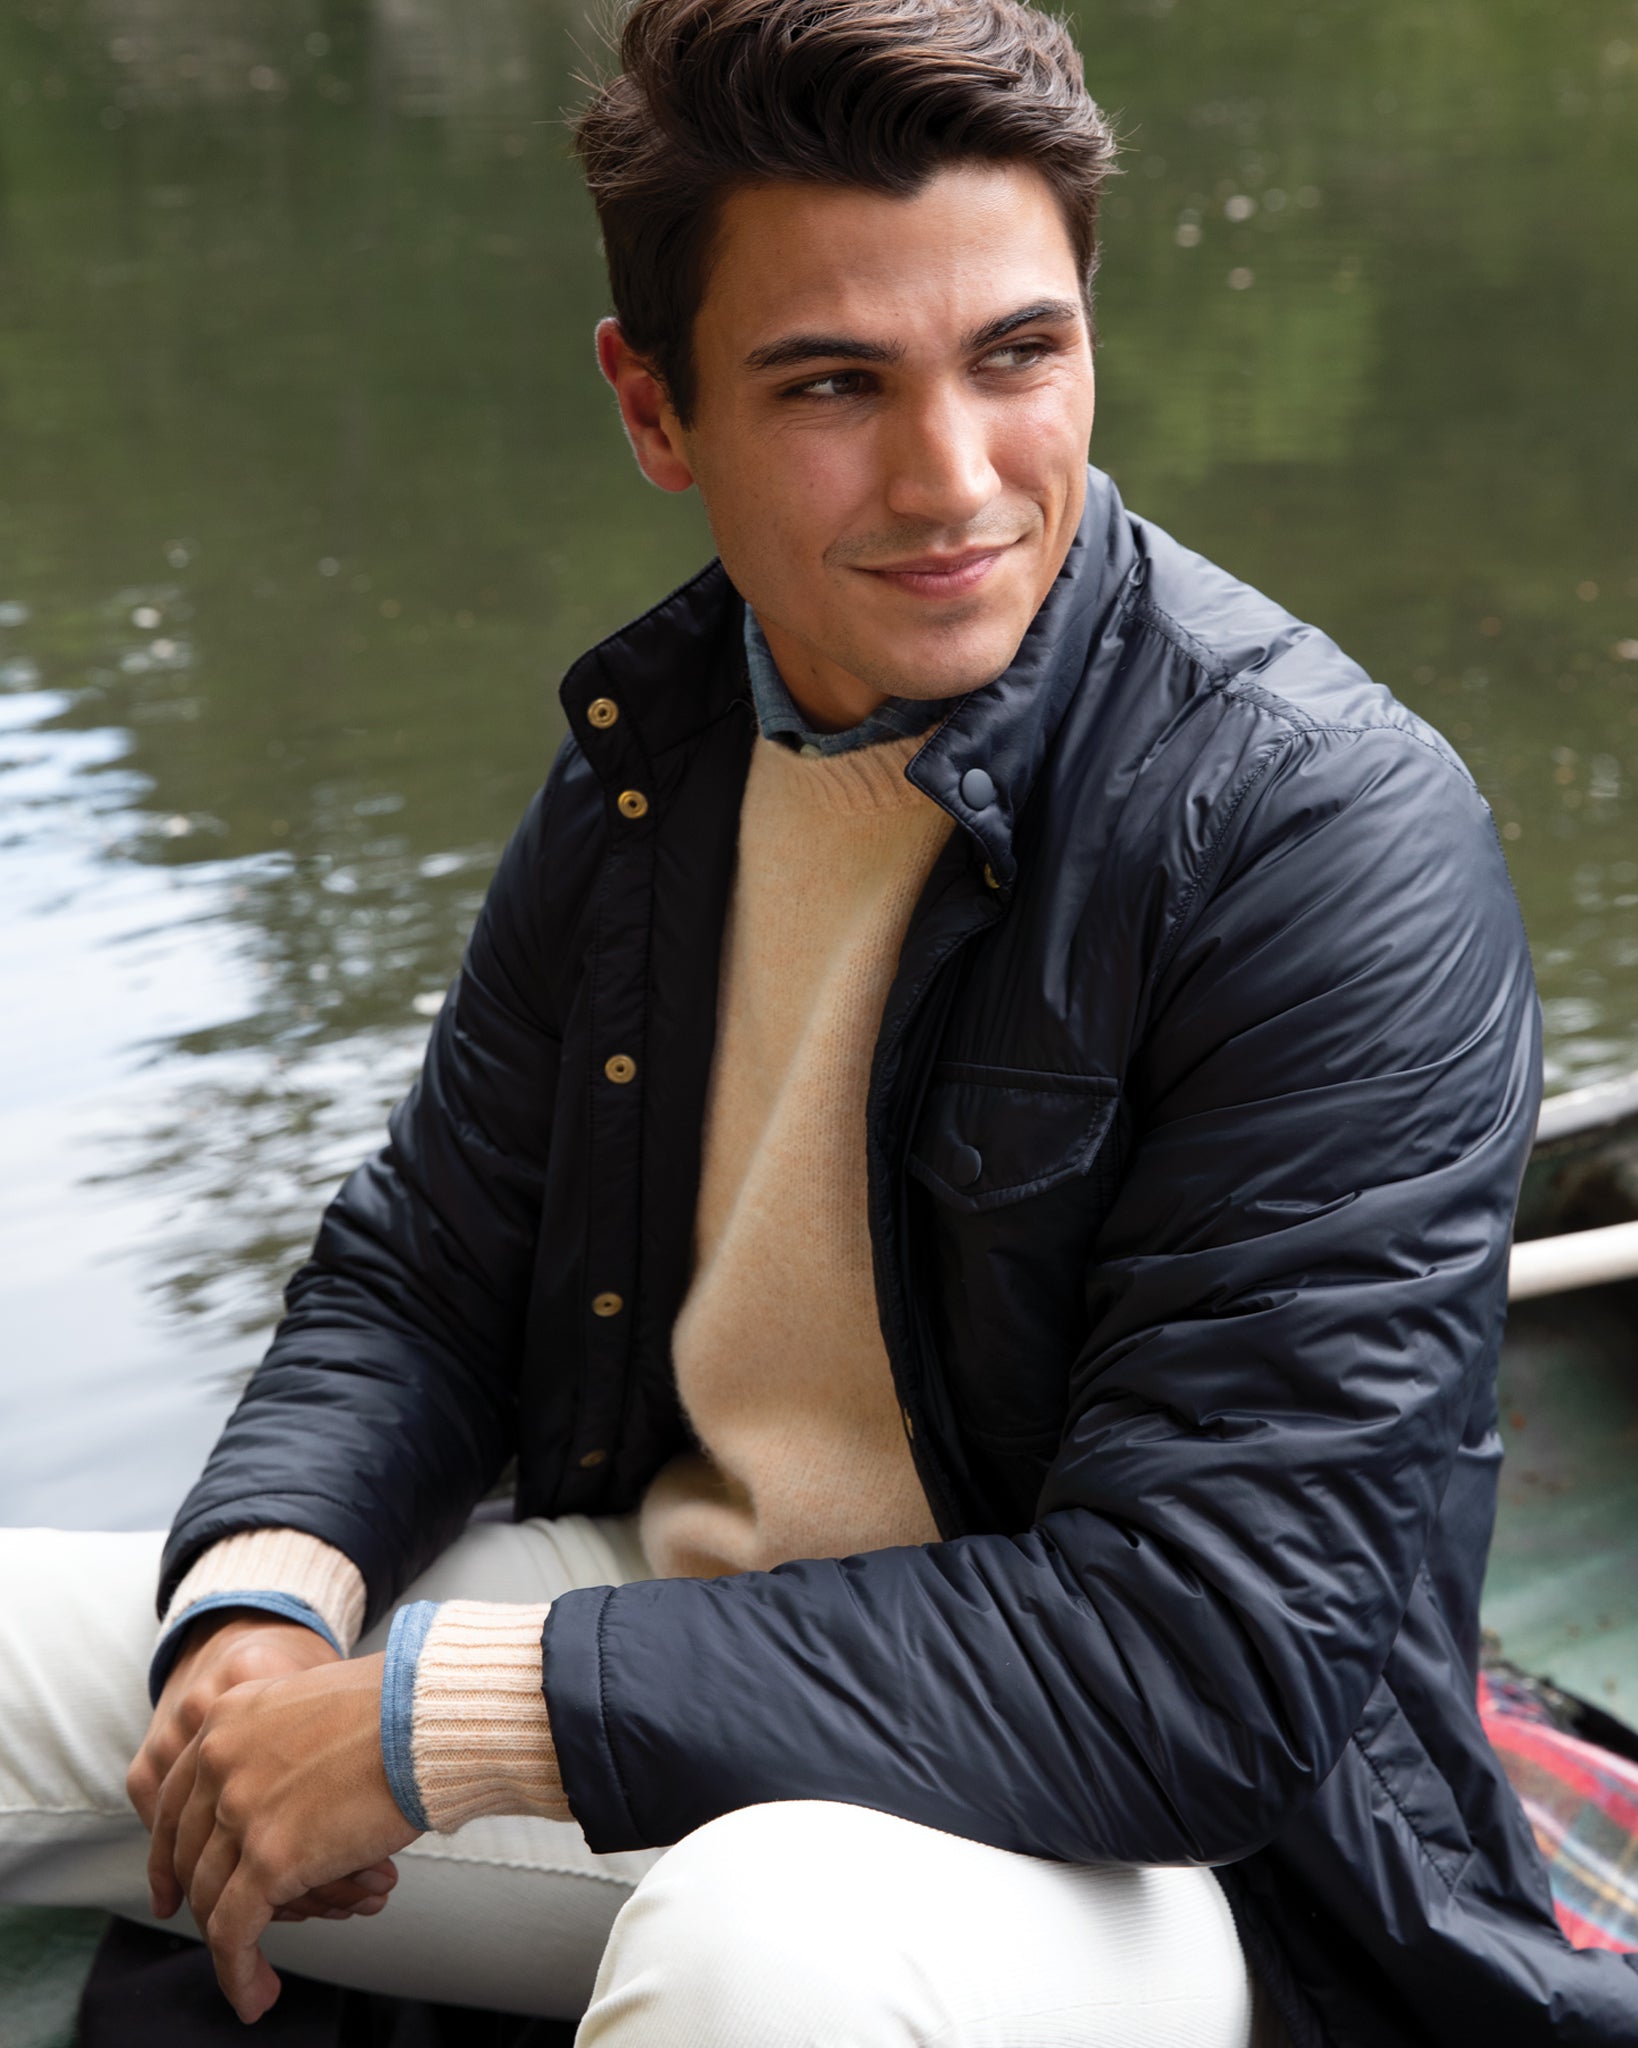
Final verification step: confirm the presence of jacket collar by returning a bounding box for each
[559,557,751,766]
[559,467,1137,879]
[905,469,1135,887]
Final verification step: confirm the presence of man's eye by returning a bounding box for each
[788,371,870,400]
[982,340,1051,372]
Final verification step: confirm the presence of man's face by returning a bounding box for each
[602,163,1096,726]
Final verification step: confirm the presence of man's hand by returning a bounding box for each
[128,1614,401,1949]
[146,1650,420,2023]
[129,1611,339,1834]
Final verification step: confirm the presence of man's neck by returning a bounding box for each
[757,616,889,732]
[743,612,945,759]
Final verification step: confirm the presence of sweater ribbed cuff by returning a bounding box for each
[393,1599,565,1833]
[162,1527,368,1654]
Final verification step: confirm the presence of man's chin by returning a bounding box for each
[843,622,1029,703]
[837,548,1046,681]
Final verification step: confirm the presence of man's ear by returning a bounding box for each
[596,319,695,494]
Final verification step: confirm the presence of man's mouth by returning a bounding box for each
[854,544,1017,600]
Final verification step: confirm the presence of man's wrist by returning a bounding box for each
[148,1590,342,1705]
[381,1599,564,1834]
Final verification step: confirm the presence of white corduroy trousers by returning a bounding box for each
[0,1520,1264,2046]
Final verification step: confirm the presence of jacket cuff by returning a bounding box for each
[385,1599,565,1834]
[542,1584,642,1851]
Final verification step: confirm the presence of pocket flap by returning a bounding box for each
[907,1065,1119,1212]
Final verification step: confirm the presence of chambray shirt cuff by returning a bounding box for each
[147,1589,342,1707]
[380,1601,439,1832]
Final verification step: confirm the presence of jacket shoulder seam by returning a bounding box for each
[1129,597,1236,687]
[1270,716,1479,785]
[1129,597,1325,736]
[1151,737,1290,985]
[1130,599,1477,782]
[1148,710,1486,990]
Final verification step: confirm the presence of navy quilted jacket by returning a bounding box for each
[164,471,1638,2043]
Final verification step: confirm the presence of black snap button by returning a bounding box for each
[951,1142,983,1187]
[960,767,996,809]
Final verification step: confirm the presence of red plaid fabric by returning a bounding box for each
[1479,1670,1638,1953]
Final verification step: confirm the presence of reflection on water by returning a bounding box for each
[1,0,1635,1524]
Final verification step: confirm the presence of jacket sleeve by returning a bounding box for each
[544,721,1541,1867]
[159,765,580,1626]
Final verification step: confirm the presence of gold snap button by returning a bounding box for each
[617,789,649,820]
[604,1053,637,1085]
[982,864,1001,890]
[592,1291,624,1318]
[587,697,619,729]
[902,1409,915,1440]
[579,1448,607,1469]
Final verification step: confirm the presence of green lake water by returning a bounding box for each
[2,0,1636,1527]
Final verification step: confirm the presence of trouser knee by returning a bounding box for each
[577,1802,934,2048]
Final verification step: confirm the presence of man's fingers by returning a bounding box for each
[125,1747,160,1831]
[184,1824,243,1942]
[139,1649,411,2006]
[127,1713,189,1832]
[128,1680,217,1832]
[171,1766,222,1910]
[272,1866,398,1919]
[271,1891,391,1924]
[145,1733,201,1919]
[208,1866,282,2025]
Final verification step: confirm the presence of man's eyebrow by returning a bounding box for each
[742,332,904,374]
[741,299,1084,375]
[963,298,1084,354]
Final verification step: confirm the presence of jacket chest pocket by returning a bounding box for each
[908,1064,1120,1211]
[906,1065,1121,1463]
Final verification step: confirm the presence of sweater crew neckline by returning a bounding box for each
[751,730,936,818]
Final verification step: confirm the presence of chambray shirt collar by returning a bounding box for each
[743,609,947,756]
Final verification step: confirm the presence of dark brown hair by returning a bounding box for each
[573,0,1118,422]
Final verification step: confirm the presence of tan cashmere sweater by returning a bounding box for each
[163,1526,367,1655]
[640,733,949,1577]
[165,731,951,1831]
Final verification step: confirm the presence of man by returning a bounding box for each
[3,0,1635,2039]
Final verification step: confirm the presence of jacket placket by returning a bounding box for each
[556,684,662,1507]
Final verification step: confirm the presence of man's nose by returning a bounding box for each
[880,382,1000,529]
